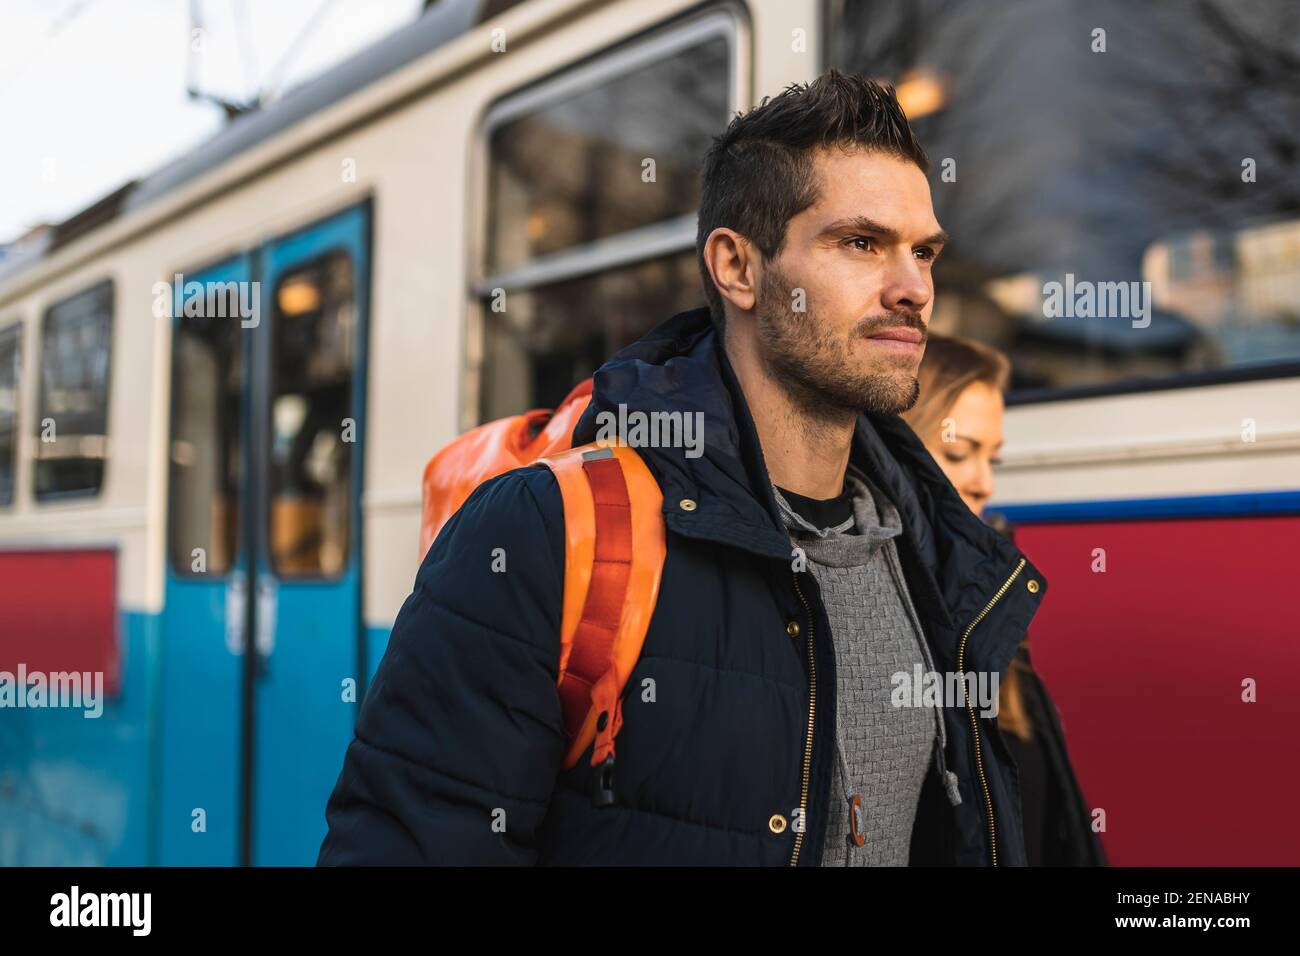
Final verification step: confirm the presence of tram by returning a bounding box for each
[1,0,1296,865]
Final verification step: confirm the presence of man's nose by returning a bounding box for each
[881,255,932,316]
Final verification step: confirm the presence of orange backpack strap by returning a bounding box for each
[538,443,665,803]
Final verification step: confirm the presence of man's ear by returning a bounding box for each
[703,227,758,315]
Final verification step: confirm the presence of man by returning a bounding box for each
[319,69,1047,866]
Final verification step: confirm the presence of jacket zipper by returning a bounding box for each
[956,556,1026,867]
[789,572,817,867]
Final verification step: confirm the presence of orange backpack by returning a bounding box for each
[419,380,666,804]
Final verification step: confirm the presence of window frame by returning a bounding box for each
[0,321,22,509]
[465,3,745,427]
[33,278,114,503]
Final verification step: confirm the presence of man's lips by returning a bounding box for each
[865,326,924,347]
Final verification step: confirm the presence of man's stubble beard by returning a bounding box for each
[753,260,924,428]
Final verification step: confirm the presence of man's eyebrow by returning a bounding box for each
[821,216,949,247]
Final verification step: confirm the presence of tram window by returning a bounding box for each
[825,0,1300,392]
[34,281,113,499]
[474,0,532,24]
[0,325,20,507]
[478,13,735,419]
[268,251,355,579]
[485,33,730,274]
[481,252,701,418]
[168,311,242,575]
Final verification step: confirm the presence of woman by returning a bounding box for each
[902,334,1106,866]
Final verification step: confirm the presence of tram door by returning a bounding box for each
[161,254,253,866]
[162,203,369,865]
[250,204,369,865]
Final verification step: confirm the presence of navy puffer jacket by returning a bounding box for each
[318,306,1048,866]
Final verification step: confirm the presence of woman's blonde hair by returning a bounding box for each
[901,335,1032,737]
[900,334,1011,442]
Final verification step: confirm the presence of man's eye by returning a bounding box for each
[915,246,937,261]
[847,236,874,252]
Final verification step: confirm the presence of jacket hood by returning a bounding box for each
[572,306,1045,674]
[573,306,793,562]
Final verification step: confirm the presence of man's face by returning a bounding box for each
[753,147,945,419]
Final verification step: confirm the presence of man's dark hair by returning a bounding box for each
[696,69,930,332]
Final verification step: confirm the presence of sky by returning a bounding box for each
[0,0,425,244]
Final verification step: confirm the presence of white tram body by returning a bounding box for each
[0,0,1296,865]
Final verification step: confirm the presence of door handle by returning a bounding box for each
[225,573,247,655]
[255,575,277,659]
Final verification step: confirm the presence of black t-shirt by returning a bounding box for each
[776,481,857,533]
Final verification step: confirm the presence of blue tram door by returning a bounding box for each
[249,204,369,865]
[162,204,369,866]
[161,255,253,865]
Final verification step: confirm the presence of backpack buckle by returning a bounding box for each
[592,755,616,807]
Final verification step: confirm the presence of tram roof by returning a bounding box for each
[0,0,484,283]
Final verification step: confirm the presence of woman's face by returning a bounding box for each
[921,381,1004,517]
